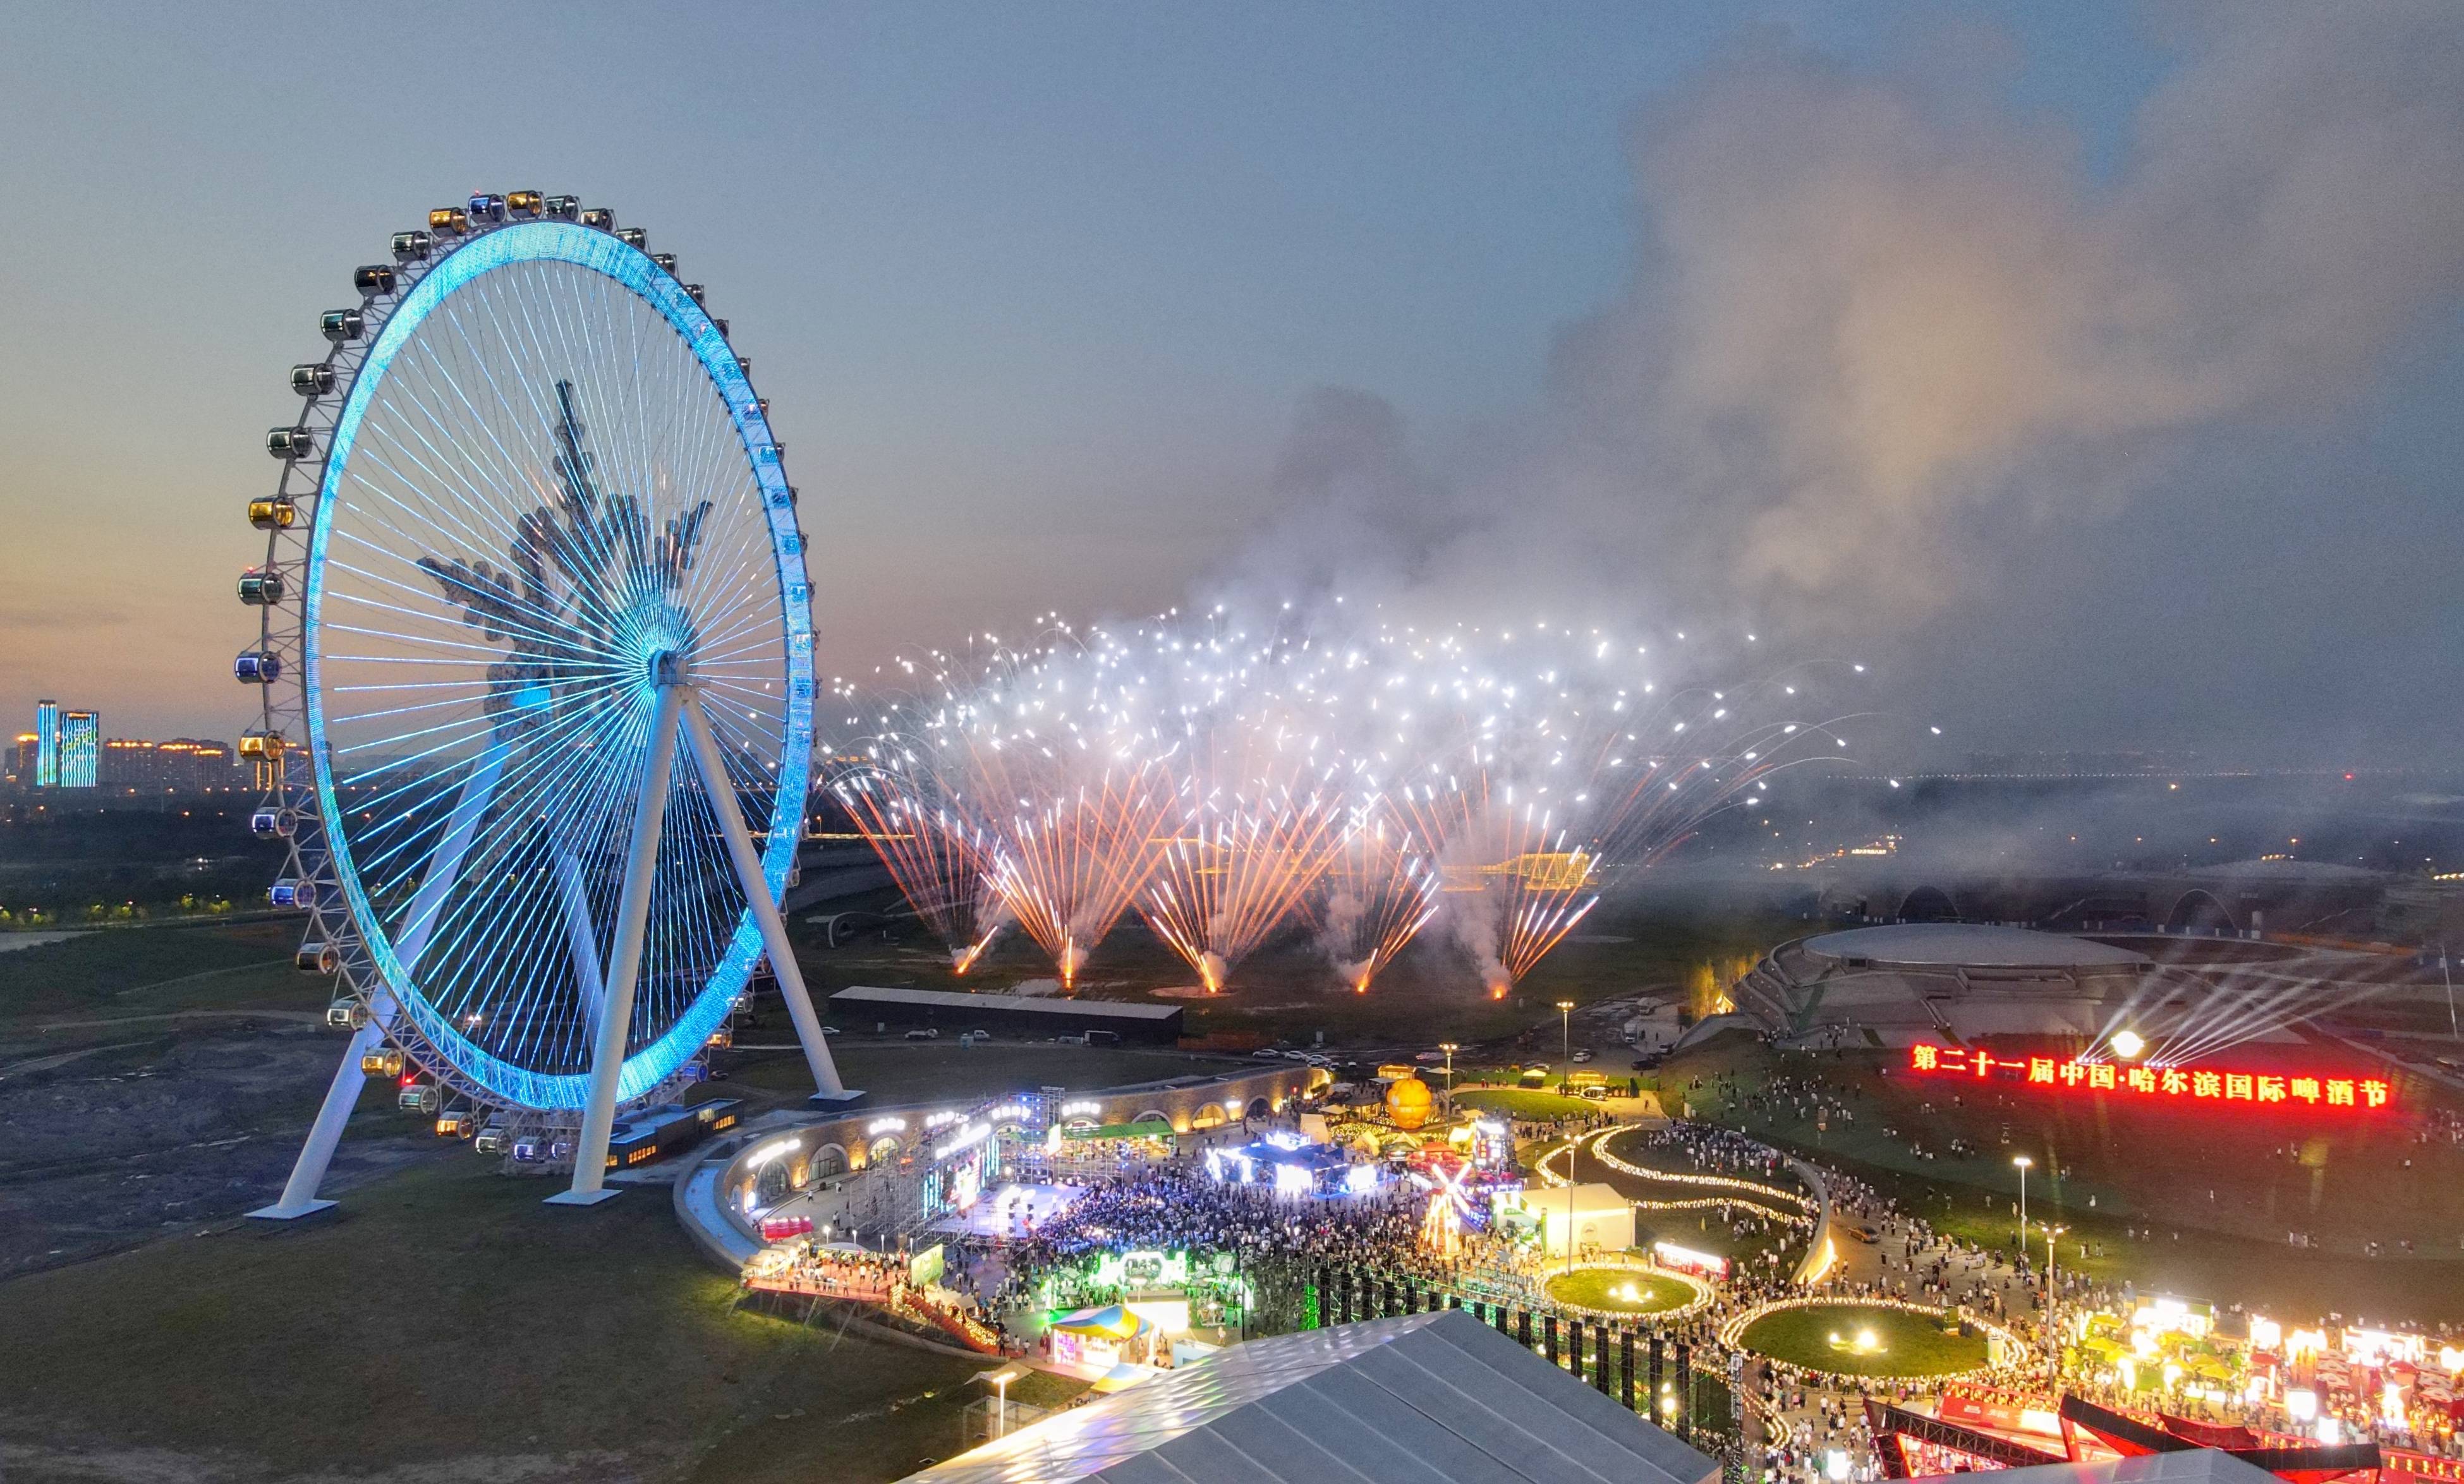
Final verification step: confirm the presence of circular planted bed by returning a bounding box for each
[1542,1264,1711,1321]
[1731,1301,1992,1378]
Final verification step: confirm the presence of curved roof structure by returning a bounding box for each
[1801,924,2149,971]
[1734,925,2156,1046]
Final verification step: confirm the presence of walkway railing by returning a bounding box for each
[1297,1261,1735,1446]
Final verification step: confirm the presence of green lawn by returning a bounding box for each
[0,1159,992,1481]
[0,919,305,1041]
[1543,1267,1699,1316]
[1737,1303,1989,1377]
[1454,1088,1602,1119]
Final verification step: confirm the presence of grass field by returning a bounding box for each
[0,1158,1002,1482]
[1736,1303,1988,1377]
[1453,1087,1605,1119]
[0,919,305,1041]
[1543,1267,1699,1316]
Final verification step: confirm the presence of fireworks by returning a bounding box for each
[828,765,1007,972]
[1141,711,1348,992]
[822,606,1855,996]
[1317,809,1442,993]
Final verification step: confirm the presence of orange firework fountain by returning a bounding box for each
[1139,709,1348,994]
[828,764,1007,972]
[1315,805,1442,992]
[980,759,1172,991]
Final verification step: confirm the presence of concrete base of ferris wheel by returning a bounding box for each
[243,1197,339,1222]
[806,1089,869,1110]
[542,1186,623,1207]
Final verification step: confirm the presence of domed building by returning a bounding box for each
[1731,924,2158,1046]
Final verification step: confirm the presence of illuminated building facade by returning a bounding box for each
[35,700,58,787]
[59,711,98,788]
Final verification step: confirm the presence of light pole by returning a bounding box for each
[1440,1042,1457,1108]
[2441,943,2458,1041]
[2041,1222,2067,1385]
[2012,1155,2032,1251]
[1557,1001,1576,1272]
[986,1365,1024,1439]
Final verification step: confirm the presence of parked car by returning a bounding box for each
[904,1027,940,1041]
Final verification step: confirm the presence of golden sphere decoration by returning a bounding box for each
[1385,1074,1433,1130]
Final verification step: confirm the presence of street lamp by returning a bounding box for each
[2041,1222,2068,1385]
[1439,1042,1457,1107]
[2012,1155,2032,1250]
[1557,1001,1576,1272]
[985,1365,1026,1439]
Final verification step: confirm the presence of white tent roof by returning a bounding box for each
[901,1308,1718,1484]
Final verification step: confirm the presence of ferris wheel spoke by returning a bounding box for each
[406,296,636,646]
[320,555,598,672]
[351,375,547,564]
[487,271,652,620]
[395,737,629,1034]
[365,367,574,604]
[334,684,634,854]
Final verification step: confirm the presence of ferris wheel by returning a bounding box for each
[241,193,851,1217]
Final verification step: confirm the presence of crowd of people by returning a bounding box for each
[736,1036,2464,1471]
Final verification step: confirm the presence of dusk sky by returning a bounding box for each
[3,1,2459,762]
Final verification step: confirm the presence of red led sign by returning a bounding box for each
[1907,1044,2389,1111]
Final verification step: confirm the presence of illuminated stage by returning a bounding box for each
[931,1181,1084,1240]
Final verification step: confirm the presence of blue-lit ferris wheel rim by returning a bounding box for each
[304,219,815,1110]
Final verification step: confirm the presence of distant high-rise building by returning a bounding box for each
[59,711,97,788]
[94,738,238,795]
[102,738,159,791]
[159,738,237,792]
[35,700,58,787]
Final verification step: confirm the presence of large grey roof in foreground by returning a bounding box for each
[900,1308,1720,1484]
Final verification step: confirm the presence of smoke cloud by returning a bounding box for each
[1233,1,2464,651]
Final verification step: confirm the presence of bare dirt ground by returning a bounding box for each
[0,1016,446,1279]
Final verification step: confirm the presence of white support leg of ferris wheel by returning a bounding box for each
[552,843,608,1041]
[550,676,687,1206]
[678,689,853,1102]
[250,738,508,1221]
